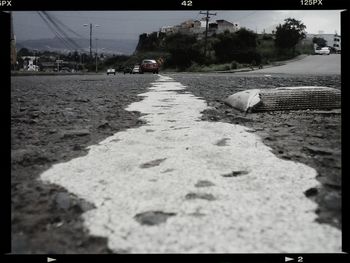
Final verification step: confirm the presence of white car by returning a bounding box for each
[315,47,330,55]
[132,64,141,74]
[106,68,116,75]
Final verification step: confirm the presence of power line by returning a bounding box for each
[37,11,85,52]
[44,11,85,39]
[37,12,75,50]
[41,12,83,51]
[37,12,78,50]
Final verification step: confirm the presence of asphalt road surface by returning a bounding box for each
[249,54,340,75]
[11,59,341,253]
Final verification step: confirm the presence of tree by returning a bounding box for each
[235,28,257,48]
[163,33,201,69]
[275,18,306,53]
[212,28,260,64]
[212,31,238,62]
[312,37,327,48]
[72,51,80,62]
[17,48,33,57]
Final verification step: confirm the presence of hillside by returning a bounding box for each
[16,37,138,55]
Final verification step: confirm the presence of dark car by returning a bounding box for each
[123,66,132,74]
[140,59,159,74]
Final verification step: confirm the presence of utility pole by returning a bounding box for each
[95,38,98,73]
[90,23,92,58]
[200,10,216,57]
[84,23,100,59]
[10,11,17,70]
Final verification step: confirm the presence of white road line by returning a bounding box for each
[40,75,341,253]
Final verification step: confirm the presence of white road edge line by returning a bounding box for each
[40,75,341,253]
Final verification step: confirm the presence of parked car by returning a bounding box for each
[140,59,159,74]
[106,68,116,75]
[132,64,141,74]
[315,47,330,55]
[60,67,71,73]
[123,66,132,74]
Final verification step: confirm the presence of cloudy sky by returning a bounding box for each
[13,10,342,41]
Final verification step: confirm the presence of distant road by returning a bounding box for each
[250,54,341,75]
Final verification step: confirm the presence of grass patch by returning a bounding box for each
[187,62,243,72]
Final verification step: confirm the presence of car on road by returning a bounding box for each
[132,64,141,74]
[60,67,72,73]
[107,68,116,75]
[315,47,330,55]
[123,66,132,74]
[140,59,159,74]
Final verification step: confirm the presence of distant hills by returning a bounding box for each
[16,37,138,55]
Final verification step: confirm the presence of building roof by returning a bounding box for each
[216,19,234,26]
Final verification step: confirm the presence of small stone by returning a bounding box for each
[55,222,64,228]
[73,145,82,151]
[161,168,175,173]
[185,192,216,201]
[140,158,166,168]
[313,133,325,139]
[98,121,111,129]
[303,146,334,155]
[322,192,341,210]
[55,192,71,210]
[61,129,90,138]
[222,171,249,177]
[304,187,318,197]
[74,97,90,102]
[134,211,176,226]
[195,180,215,187]
[215,138,230,146]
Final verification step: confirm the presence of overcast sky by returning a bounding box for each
[13,10,342,41]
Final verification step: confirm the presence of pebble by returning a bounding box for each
[61,129,90,138]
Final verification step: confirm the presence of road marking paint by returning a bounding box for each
[40,75,341,253]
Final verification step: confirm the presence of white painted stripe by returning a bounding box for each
[40,75,341,253]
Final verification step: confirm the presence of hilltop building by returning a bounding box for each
[160,19,240,39]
